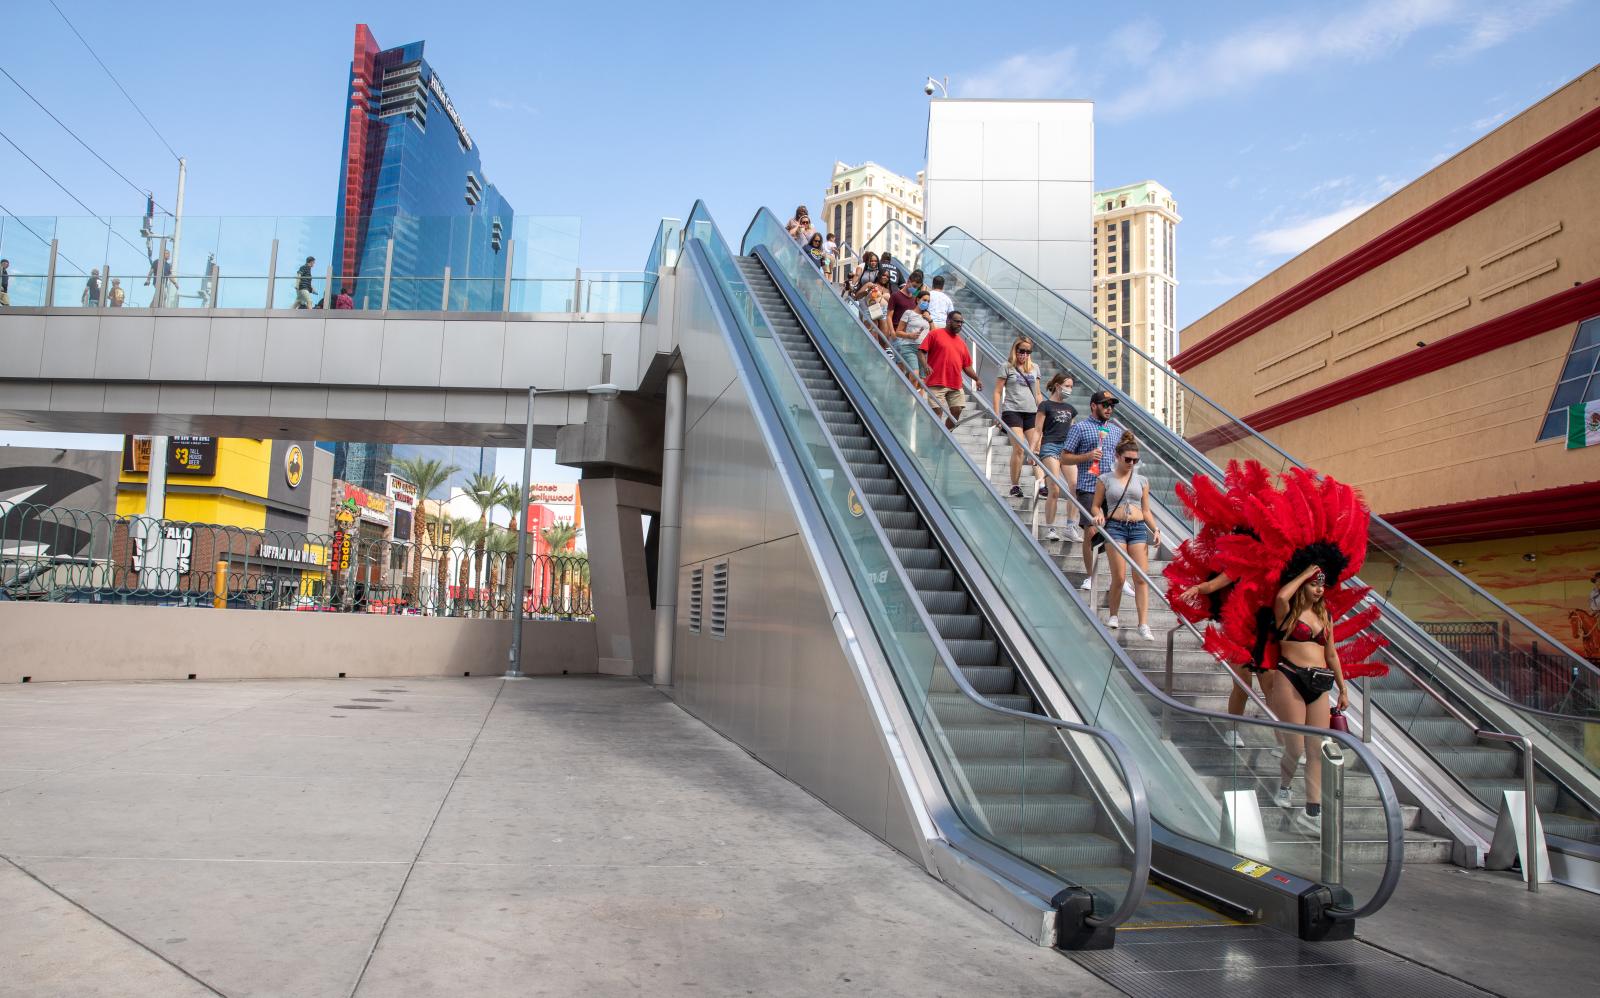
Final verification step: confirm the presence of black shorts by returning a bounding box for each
[1001,411,1037,431]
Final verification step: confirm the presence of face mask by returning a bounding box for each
[918,302,929,311]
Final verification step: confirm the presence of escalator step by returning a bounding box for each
[846,461,894,482]
[975,795,1103,835]
[927,613,984,641]
[906,567,956,591]
[883,527,933,550]
[931,663,1015,695]
[895,546,943,571]
[918,589,970,614]
[962,759,1077,795]
[947,637,1001,669]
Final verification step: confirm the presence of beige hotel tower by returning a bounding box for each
[1091,181,1180,428]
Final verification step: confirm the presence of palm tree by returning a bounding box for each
[484,527,519,617]
[391,456,459,606]
[496,485,530,613]
[448,516,481,616]
[539,521,581,614]
[463,473,511,616]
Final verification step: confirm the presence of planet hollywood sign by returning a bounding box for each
[428,71,472,150]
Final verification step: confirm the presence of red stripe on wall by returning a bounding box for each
[1172,102,1600,374]
[1382,480,1600,545]
[1218,279,1600,437]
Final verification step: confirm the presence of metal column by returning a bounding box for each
[652,364,687,687]
[264,239,279,309]
[507,387,537,678]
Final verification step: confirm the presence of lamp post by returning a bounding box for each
[506,382,622,679]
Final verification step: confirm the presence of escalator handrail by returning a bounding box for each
[888,218,1600,695]
[688,206,1154,929]
[749,208,1405,920]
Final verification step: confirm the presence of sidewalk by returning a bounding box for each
[0,675,1110,997]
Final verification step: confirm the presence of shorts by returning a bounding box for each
[1104,519,1149,546]
[1040,440,1067,459]
[927,385,967,413]
[894,340,920,371]
[1076,494,1099,528]
[1000,411,1037,431]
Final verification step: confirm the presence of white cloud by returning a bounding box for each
[1439,0,1571,59]
[1469,110,1508,131]
[1096,0,1569,119]
[1109,19,1163,66]
[1250,203,1375,255]
[488,98,538,114]
[959,46,1078,98]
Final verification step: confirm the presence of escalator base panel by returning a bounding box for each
[1070,925,1493,997]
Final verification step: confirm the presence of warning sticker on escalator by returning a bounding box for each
[1232,860,1272,878]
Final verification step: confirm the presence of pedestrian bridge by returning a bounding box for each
[0,302,674,447]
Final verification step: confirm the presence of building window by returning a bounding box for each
[833,205,842,239]
[844,181,851,192]
[844,202,853,247]
[1537,316,1600,440]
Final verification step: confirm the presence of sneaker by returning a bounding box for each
[1066,525,1084,543]
[1008,485,1023,498]
[1221,729,1247,749]
[1137,624,1154,642]
[1274,787,1293,811]
[1079,577,1092,591]
[1123,581,1136,598]
[1293,809,1322,836]
[1045,527,1061,542]
[1037,484,1049,498]
[1107,615,1120,629]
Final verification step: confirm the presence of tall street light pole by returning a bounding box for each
[506,386,537,679]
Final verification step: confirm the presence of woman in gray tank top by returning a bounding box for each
[1091,430,1164,640]
[993,337,1043,499]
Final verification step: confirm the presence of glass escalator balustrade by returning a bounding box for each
[869,218,1600,852]
[682,204,1148,923]
[744,207,1405,914]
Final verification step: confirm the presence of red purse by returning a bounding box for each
[1328,708,1349,734]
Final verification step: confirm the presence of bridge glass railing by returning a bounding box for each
[0,213,654,314]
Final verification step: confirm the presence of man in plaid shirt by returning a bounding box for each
[1060,391,1123,585]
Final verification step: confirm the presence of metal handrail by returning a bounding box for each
[749,206,1405,920]
[692,209,1153,929]
[877,218,1600,695]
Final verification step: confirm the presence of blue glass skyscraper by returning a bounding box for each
[332,23,515,310]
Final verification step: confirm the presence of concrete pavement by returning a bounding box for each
[0,675,1110,997]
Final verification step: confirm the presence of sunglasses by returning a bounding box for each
[1122,456,1139,464]
[1017,349,1032,355]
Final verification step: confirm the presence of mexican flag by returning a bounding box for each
[1569,400,1600,449]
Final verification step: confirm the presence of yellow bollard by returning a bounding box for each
[213,560,228,609]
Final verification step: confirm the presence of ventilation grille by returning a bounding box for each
[688,568,703,634]
[710,562,729,640]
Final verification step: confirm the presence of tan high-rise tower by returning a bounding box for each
[821,161,924,259]
[1091,181,1180,427]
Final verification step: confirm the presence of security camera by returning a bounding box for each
[925,81,936,96]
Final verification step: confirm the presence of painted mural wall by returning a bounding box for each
[1430,528,1600,662]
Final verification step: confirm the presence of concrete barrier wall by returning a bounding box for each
[0,603,598,683]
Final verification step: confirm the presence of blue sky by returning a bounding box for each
[3,0,1596,469]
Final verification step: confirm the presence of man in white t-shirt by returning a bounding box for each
[927,275,955,328]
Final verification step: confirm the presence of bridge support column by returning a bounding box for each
[580,476,661,676]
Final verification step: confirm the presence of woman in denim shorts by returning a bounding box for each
[1091,430,1163,640]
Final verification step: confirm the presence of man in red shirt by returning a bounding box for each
[920,310,978,429]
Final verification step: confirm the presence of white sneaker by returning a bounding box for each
[1137,625,1154,642]
[1106,615,1120,629]
[1123,581,1136,598]
[1066,525,1084,542]
[1275,787,1293,810]
[1293,809,1322,836]
[1222,729,1247,749]
[1079,577,1092,591]
[1045,527,1060,541]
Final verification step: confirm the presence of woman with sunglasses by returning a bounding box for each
[1091,430,1162,640]
[1264,563,1350,834]
[994,337,1043,498]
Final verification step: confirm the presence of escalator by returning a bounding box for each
[873,219,1600,884]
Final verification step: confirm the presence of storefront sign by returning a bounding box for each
[329,530,352,572]
[528,482,578,505]
[122,436,217,476]
[428,71,473,150]
[339,482,391,525]
[386,474,417,510]
[259,543,324,567]
[133,523,193,576]
[284,445,304,488]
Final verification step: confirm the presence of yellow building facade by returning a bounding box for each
[1091,181,1180,428]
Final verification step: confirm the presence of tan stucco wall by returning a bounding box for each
[0,603,598,683]
[1178,65,1600,512]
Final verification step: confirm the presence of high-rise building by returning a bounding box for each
[333,23,515,311]
[331,443,490,498]
[821,161,924,260]
[330,24,510,491]
[1090,181,1180,428]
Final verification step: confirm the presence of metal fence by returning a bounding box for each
[1419,620,1596,714]
[0,503,592,619]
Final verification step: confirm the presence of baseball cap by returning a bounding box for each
[1089,390,1118,406]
